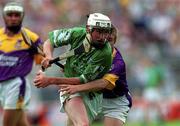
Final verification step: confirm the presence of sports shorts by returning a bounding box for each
[59,91,102,123]
[0,76,31,109]
[102,93,132,123]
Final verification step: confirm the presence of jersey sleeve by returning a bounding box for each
[48,29,72,47]
[48,27,86,48]
[103,73,119,90]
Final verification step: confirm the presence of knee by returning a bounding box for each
[81,121,89,126]
[79,122,90,126]
[75,119,90,126]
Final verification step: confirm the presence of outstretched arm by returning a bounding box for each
[59,72,119,94]
[33,70,81,88]
[59,79,110,94]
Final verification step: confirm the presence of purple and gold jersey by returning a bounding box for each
[0,27,42,81]
[103,47,129,98]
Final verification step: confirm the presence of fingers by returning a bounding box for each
[36,69,43,75]
[61,91,69,96]
[33,79,41,88]
[58,85,68,92]
[33,70,46,88]
[33,77,42,88]
[59,85,68,89]
[41,58,52,69]
[58,85,77,95]
[34,80,46,88]
[58,85,70,94]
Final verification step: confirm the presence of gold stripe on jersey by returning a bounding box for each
[103,73,119,90]
[0,28,39,53]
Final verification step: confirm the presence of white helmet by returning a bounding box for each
[87,13,111,29]
[3,2,24,17]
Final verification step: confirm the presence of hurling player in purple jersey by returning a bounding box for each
[60,25,132,126]
[0,2,43,126]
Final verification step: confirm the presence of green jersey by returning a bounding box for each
[48,27,112,83]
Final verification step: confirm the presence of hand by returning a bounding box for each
[59,85,80,95]
[41,57,52,69]
[33,70,50,88]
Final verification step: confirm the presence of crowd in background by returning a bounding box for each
[0,0,180,125]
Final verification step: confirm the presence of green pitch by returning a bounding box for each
[92,120,180,126]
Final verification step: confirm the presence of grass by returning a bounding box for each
[92,120,180,126]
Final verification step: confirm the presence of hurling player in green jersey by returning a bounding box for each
[34,13,113,126]
[60,25,132,126]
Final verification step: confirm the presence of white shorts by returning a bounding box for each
[102,93,132,123]
[59,91,80,113]
[59,91,102,123]
[0,77,31,109]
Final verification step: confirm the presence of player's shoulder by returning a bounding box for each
[72,26,85,30]
[22,27,40,41]
[71,26,86,33]
[113,47,124,59]
[0,28,5,35]
[50,26,85,36]
[69,27,86,39]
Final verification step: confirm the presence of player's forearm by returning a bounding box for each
[48,77,81,85]
[43,39,53,58]
[77,79,109,92]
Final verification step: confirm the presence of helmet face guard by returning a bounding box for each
[91,27,112,34]
[86,13,112,48]
[87,13,112,33]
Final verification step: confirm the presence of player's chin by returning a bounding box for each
[91,41,105,49]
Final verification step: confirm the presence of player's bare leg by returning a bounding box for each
[16,111,30,126]
[3,109,30,126]
[66,117,74,126]
[104,116,124,126]
[64,96,89,126]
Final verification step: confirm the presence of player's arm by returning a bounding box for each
[33,70,81,88]
[33,54,109,88]
[43,39,54,59]
[39,39,54,69]
[33,59,116,89]
[59,73,118,94]
[41,28,80,68]
[59,78,109,94]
